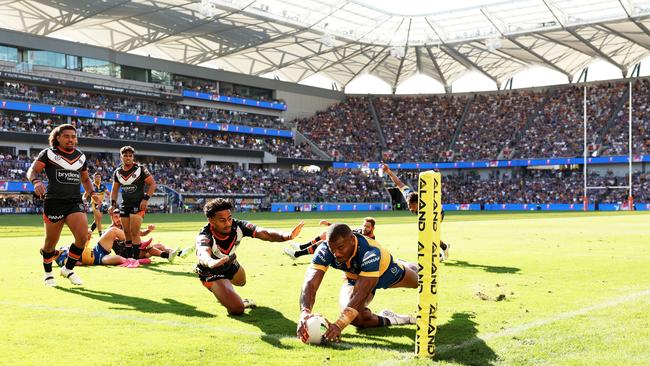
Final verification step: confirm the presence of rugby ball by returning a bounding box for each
[305,315,329,344]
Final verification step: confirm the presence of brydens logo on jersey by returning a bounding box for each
[56,170,80,184]
[121,185,137,193]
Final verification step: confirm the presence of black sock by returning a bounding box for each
[440,242,447,251]
[299,236,322,250]
[41,249,55,273]
[90,221,97,232]
[125,241,133,258]
[66,244,84,270]
[294,244,318,258]
[161,251,169,258]
[377,316,391,327]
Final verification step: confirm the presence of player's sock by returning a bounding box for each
[90,221,97,232]
[298,236,322,250]
[293,247,313,258]
[440,241,447,250]
[160,251,169,258]
[377,316,391,327]
[125,241,133,258]
[65,244,84,270]
[41,249,56,273]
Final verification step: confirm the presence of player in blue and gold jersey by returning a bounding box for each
[297,223,418,343]
[86,172,110,236]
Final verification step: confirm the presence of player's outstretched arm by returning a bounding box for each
[323,275,378,341]
[140,224,156,237]
[255,220,304,242]
[297,267,325,342]
[382,163,406,189]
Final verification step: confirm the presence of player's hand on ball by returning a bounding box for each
[297,311,313,343]
[289,221,304,240]
[323,322,342,343]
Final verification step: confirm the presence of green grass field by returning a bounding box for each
[2,211,649,365]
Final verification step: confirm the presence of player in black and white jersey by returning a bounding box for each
[109,146,156,259]
[27,124,98,286]
[195,198,304,315]
[382,163,450,260]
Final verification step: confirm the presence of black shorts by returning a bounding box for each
[43,199,85,223]
[197,261,241,286]
[120,204,145,218]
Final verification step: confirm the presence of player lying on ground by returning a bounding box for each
[382,163,450,260]
[55,227,149,267]
[283,217,376,259]
[195,198,304,315]
[107,209,191,262]
[297,223,418,343]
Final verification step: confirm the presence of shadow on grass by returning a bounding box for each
[138,261,196,278]
[445,260,521,274]
[56,287,213,318]
[436,312,498,366]
[230,306,297,349]
[340,325,415,352]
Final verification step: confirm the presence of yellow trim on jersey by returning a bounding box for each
[345,273,359,280]
[363,236,391,276]
[310,264,329,272]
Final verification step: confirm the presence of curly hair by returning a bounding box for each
[204,198,233,218]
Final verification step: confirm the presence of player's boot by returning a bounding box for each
[44,272,56,286]
[243,299,257,309]
[167,248,180,263]
[179,246,193,258]
[379,309,415,325]
[283,247,297,260]
[60,268,83,285]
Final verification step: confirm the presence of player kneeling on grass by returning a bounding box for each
[297,223,418,343]
[195,198,304,316]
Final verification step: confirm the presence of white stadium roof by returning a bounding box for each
[2,0,650,91]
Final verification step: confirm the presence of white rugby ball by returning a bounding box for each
[305,315,329,344]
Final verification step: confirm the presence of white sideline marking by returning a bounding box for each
[436,288,650,354]
[3,288,650,353]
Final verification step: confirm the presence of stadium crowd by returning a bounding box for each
[296,97,382,162]
[0,111,317,159]
[374,95,467,162]
[0,81,284,129]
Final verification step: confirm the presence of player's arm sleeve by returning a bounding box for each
[400,186,413,201]
[35,149,48,165]
[237,220,257,238]
[142,166,152,178]
[359,247,386,277]
[309,244,332,273]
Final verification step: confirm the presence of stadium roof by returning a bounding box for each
[2,0,650,90]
